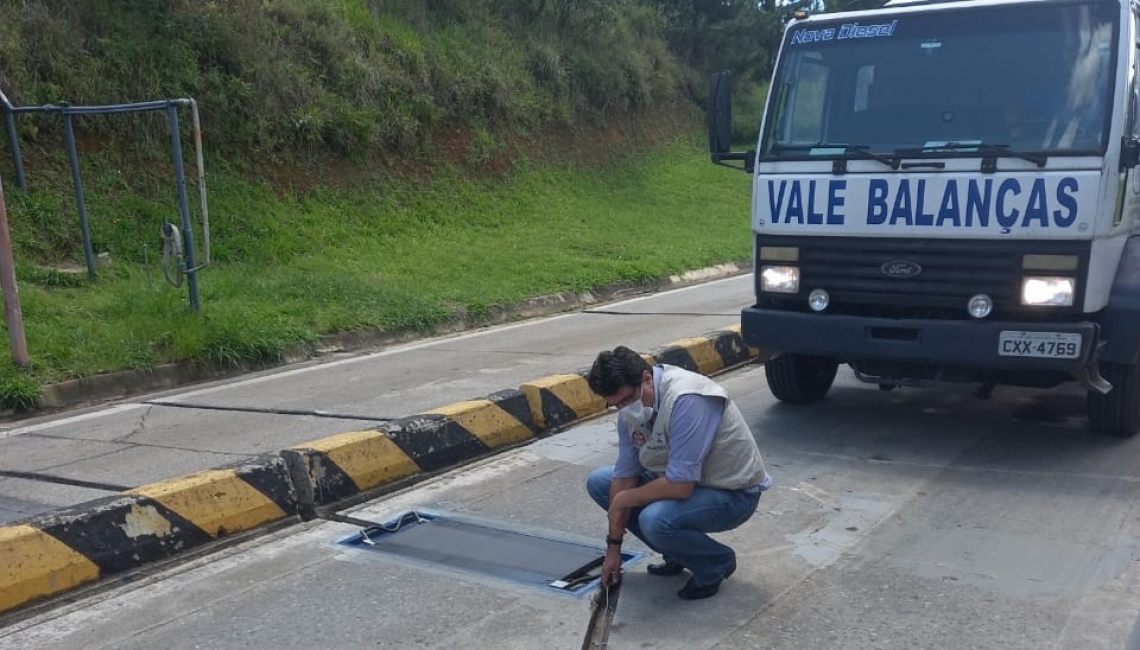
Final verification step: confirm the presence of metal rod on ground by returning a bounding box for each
[581,582,621,650]
[167,103,199,312]
[0,177,29,367]
[62,110,96,279]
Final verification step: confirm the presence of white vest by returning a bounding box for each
[636,365,768,490]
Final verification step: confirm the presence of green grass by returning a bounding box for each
[0,133,752,409]
[0,1,684,159]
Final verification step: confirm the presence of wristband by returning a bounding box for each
[605,536,624,546]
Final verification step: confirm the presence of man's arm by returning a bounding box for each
[607,476,640,540]
[607,477,695,552]
[610,477,694,515]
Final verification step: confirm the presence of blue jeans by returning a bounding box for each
[586,465,761,586]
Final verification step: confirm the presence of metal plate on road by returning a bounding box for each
[998,331,1081,359]
[339,511,642,596]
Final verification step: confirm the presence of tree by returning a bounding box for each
[643,0,783,84]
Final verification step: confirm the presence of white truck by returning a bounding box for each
[709,0,1140,436]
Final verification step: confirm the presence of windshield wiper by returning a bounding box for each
[897,142,1047,168]
[772,143,900,170]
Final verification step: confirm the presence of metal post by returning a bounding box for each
[2,112,25,192]
[0,91,26,191]
[0,177,29,367]
[63,111,97,279]
[167,105,199,312]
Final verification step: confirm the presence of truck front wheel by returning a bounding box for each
[1087,362,1140,438]
[765,353,839,404]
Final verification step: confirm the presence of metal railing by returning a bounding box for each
[0,91,210,311]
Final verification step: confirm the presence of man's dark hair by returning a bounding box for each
[587,345,650,397]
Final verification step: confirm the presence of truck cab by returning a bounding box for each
[710,0,1140,436]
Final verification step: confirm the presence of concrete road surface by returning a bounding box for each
[3,367,1138,650]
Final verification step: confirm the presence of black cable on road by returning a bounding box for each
[0,469,132,492]
[143,400,398,422]
[321,512,387,528]
[584,310,739,317]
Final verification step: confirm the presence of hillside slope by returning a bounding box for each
[0,1,758,411]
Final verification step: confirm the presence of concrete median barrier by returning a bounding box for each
[281,430,421,512]
[648,324,756,375]
[519,373,608,430]
[126,460,297,538]
[0,456,296,614]
[0,524,100,613]
[424,388,535,450]
[283,388,538,512]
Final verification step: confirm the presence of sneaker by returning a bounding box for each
[646,560,686,577]
[676,558,736,601]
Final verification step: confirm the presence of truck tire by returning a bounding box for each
[1087,362,1140,438]
[765,353,838,404]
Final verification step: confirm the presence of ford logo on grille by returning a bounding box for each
[881,260,922,278]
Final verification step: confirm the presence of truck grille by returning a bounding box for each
[754,235,1091,321]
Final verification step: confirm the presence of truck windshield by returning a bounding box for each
[761,1,1117,159]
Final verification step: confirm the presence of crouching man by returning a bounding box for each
[585,345,771,600]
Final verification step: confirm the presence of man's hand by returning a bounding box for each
[601,546,623,586]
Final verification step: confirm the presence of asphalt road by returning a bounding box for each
[3,363,1138,650]
[0,271,752,523]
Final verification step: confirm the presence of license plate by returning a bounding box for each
[998,331,1081,358]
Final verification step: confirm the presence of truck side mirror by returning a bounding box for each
[1122,137,1140,170]
[708,71,753,173]
[709,71,733,157]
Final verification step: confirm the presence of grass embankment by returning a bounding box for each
[0,1,688,159]
[0,134,752,409]
[0,1,773,410]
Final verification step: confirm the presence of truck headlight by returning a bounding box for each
[1021,276,1074,306]
[761,265,799,293]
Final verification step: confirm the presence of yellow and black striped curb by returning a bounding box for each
[282,388,536,510]
[519,373,608,430]
[0,456,296,614]
[647,324,758,375]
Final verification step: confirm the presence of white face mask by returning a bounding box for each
[620,390,654,427]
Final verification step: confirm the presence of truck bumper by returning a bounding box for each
[741,307,1099,372]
